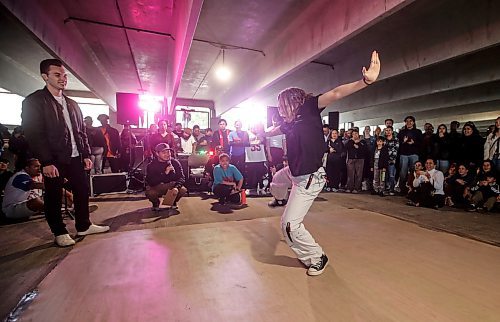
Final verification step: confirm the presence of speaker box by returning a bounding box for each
[328,111,339,130]
[116,92,140,125]
[90,172,128,196]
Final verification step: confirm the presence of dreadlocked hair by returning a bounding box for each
[277,87,312,122]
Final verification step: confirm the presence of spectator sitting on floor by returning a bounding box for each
[1,158,44,219]
[468,164,499,212]
[406,160,423,199]
[444,163,475,208]
[145,143,187,211]
[0,158,14,195]
[212,153,243,205]
[408,159,445,209]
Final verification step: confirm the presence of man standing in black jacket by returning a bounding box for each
[397,116,422,195]
[97,114,121,173]
[145,143,187,211]
[21,59,109,247]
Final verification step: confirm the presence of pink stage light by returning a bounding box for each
[139,94,163,112]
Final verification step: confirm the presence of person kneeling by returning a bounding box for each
[212,153,243,205]
[2,158,44,219]
[146,143,187,211]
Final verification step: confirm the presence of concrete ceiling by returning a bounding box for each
[0,0,499,126]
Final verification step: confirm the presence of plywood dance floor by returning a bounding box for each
[18,203,500,322]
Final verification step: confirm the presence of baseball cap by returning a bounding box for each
[155,143,174,153]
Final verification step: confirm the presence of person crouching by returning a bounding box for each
[145,143,187,211]
[212,153,244,205]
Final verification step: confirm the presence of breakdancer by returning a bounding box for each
[265,51,381,276]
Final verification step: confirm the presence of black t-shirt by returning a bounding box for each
[280,95,325,176]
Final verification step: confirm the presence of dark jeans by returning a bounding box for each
[409,182,445,208]
[213,184,241,203]
[326,156,343,189]
[102,156,120,173]
[44,157,92,236]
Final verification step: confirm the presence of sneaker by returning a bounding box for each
[467,204,477,212]
[352,190,359,194]
[171,203,178,210]
[332,188,338,192]
[151,202,160,211]
[88,204,98,213]
[389,191,395,196]
[268,199,286,207]
[345,190,351,193]
[55,234,76,247]
[76,224,110,236]
[307,254,329,276]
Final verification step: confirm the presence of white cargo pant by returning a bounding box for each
[270,166,292,200]
[281,167,326,266]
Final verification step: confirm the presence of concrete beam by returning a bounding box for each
[165,0,204,114]
[329,44,500,114]
[215,0,413,114]
[246,0,500,116]
[0,0,118,109]
[338,80,500,124]
[351,100,500,129]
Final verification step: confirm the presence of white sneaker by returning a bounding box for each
[55,234,76,247]
[76,224,110,236]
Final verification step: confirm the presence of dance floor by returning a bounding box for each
[8,194,500,322]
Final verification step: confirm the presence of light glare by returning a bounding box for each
[215,66,231,81]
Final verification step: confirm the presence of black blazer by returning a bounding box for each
[21,87,91,166]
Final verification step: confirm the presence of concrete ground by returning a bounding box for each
[1,191,499,321]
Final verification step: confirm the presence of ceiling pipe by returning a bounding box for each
[63,16,175,40]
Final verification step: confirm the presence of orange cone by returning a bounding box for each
[240,189,247,205]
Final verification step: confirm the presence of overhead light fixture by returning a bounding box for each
[215,48,231,81]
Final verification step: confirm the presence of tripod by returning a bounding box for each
[125,131,150,192]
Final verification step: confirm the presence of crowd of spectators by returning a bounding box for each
[323,116,500,212]
[1,114,499,214]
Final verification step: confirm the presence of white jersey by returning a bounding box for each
[2,170,40,212]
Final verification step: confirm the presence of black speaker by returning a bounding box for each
[328,111,339,130]
[267,106,279,127]
[116,92,140,125]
